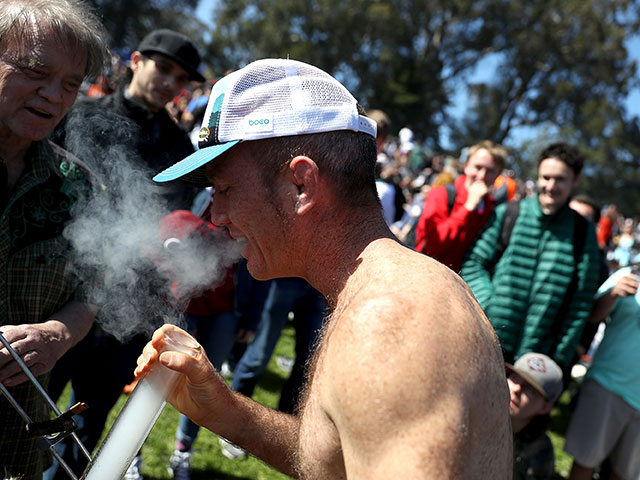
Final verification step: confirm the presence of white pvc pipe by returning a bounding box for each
[83,328,199,480]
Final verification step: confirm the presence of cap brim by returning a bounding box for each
[153,140,241,184]
[505,364,548,400]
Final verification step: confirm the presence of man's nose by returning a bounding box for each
[509,378,522,394]
[210,203,230,227]
[38,79,64,104]
[166,74,186,92]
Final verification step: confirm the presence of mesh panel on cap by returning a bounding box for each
[218,60,359,142]
[153,59,375,185]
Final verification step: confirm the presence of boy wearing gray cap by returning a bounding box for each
[507,352,564,480]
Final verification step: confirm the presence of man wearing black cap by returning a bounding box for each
[44,29,205,480]
[55,28,203,210]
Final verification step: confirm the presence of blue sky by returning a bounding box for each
[623,35,640,118]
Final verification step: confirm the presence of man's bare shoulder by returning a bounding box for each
[312,240,512,477]
[352,240,486,324]
[338,245,496,355]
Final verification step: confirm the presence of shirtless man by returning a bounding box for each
[136,59,512,478]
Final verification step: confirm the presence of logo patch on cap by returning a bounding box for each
[199,127,210,141]
[244,113,274,134]
[526,357,547,373]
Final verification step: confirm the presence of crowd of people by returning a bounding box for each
[1,1,639,480]
[372,126,639,480]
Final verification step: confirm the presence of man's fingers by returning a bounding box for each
[0,347,49,381]
[159,351,194,373]
[0,350,12,369]
[135,348,157,378]
[1,371,29,387]
[0,327,26,344]
[0,355,39,386]
[159,351,215,385]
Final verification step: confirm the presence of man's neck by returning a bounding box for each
[511,417,528,433]
[538,196,569,216]
[300,206,396,309]
[125,84,161,113]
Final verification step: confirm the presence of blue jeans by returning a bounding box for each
[175,311,239,447]
[231,277,326,413]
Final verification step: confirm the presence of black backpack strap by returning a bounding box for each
[556,210,588,311]
[572,211,587,264]
[496,200,520,262]
[445,182,457,213]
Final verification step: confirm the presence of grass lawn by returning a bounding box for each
[58,322,579,479]
[549,382,582,479]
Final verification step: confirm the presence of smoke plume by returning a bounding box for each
[60,104,243,342]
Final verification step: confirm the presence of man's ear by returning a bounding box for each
[129,51,144,72]
[289,155,319,215]
[572,173,581,191]
[539,400,554,415]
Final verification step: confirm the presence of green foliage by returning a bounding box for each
[203,0,640,213]
[81,0,640,212]
[85,0,205,51]
[206,0,455,148]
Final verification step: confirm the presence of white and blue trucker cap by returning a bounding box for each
[153,58,377,185]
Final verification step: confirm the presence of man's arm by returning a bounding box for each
[459,206,505,309]
[135,324,301,477]
[0,300,97,386]
[588,271,638,324]
[549,229,601,367]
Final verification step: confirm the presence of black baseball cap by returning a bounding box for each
[137,29,205,82]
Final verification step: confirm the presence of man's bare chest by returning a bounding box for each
[295,342,347,479]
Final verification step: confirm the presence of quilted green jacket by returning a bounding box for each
[460,196,601,368]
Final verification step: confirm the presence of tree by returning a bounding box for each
[205,0,474,151]
[449,0,640,213]
[86,0,205,52]
[202,0,640,213]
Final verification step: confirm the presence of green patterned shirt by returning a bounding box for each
[0,140,91,479]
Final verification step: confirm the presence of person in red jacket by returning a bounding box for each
[414,140,507,272]
[596,204,617,250]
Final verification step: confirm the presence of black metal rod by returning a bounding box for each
[50,446,79,480]
[0,330,93,463]
[0,380,32,424]
[0,381,79,479]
